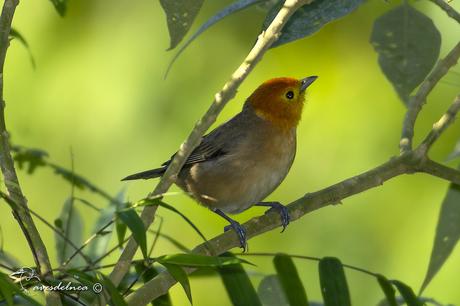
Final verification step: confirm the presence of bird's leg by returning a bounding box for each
[212,209,247,251]
[255,201,290,232]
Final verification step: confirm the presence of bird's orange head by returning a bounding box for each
[248,76,317,131]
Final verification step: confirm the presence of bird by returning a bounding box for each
[122,76,318,250]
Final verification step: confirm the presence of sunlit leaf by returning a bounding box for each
[55,198,84,267]
[318,257,350,306]
[376,275,397,306]
[162,263,192,304]
[86,190,125,259]
[257,275,289,306]
[159,0,204,50]
[218,253,262,306]
[165,0,262,77]
[0,272,41,306]
[370,3,441,105]
[116,209,147,258]
[49,0,67,16]
[391,280,422,306]
[421,177,460,293]
[273,254,309,306]
[263,0,363,48]
[157,253,250,267]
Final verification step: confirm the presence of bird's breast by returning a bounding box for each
[177,127,296,214]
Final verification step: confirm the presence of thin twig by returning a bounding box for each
[400,41,460,153]
[61,220,115,268]
[107,0,314,290]
[429,0,460,23]
[420,94,460,152]
[0,1,61,305]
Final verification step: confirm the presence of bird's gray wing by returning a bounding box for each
[161,129,228,168]
[161,111,250,167]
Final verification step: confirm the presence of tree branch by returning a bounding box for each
[420,159,460,185]
[125,149,460,306]
[400,41,460,153]
[0,1,61,305]
[107,0,313,289]
[125,155,413,305]
[429,0,460,24]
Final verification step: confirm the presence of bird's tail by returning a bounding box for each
[121,167,166,181]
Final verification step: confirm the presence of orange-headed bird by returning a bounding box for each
[123,76,318,250]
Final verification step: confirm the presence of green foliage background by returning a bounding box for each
[1,0,460,304]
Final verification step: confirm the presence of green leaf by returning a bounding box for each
[391,280,422,306]
[0,272,41,306]
[257,275,290,306]
[157,253,249,267]
[116,201,128,249]
[370,3,441,105]
[0,276,13,306]
[159,0,204,50]
[97,273,127,306]
[116,209,147,258]
[218,253,262,306]
[55,198,84,267]
[263,0,363,48]
[165,0,262,77]
[9,28,36,69]
[421,177,460,293]
[376,275,397,306]
[86,190,125,259]
[49,0,67,16]
[12,146,48,174]
[134,263,172,306]
[162,263,192,304]
[318,257,351,306]
[0,251,19,269]
[273,253,309,306]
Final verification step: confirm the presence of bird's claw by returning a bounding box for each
[263,202,290,232]
[224,221,247,252]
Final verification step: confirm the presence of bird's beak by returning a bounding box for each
[300,76,318,92]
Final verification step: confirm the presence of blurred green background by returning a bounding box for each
[2,0,460,304]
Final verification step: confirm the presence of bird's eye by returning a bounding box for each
[285,91,294,99]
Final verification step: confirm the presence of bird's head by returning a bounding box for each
[248,76,317,131]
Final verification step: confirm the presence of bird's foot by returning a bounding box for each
[213,209,248,251]
[224,221,247,252]
[256,202,290,232]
